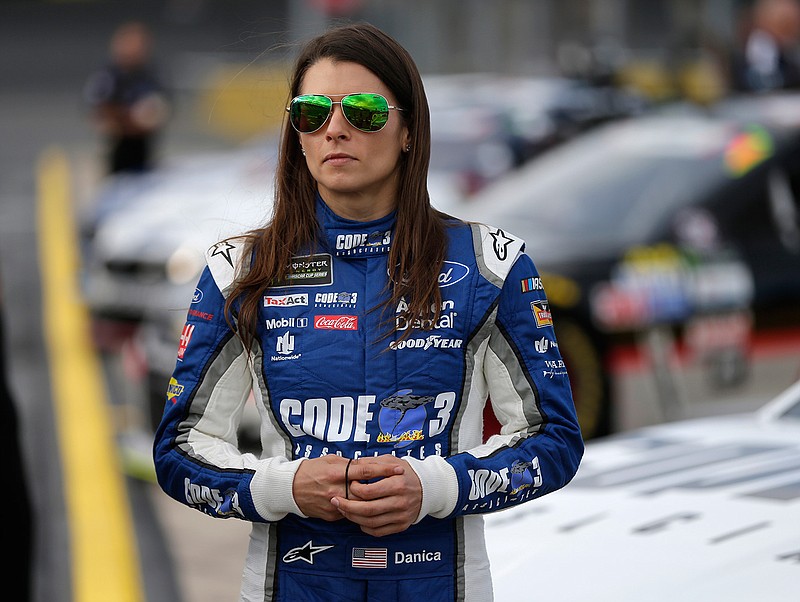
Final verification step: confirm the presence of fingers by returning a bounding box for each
[331,459,423,536]
[346,458,405,490]
[331,496,416,537]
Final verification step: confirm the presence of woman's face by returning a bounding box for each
[297,58,410,219]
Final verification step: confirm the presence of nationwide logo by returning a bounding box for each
[271,331,303,362]
[438,261,470,288]
[531,300,553,328]
[314,315,358,330]
[315,291,358,307]
[283,541,334,565]
[177,323,195,360]
[265,317,308,330]
[276,331,295,354]
[264,293,309,307]
[192,288,203,304]
[534,336,557,353]
[352,547,388,569]
[521,277,544,293]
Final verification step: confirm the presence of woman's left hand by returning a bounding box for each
[331,455,422,537]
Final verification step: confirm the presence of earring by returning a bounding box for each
[404,144,411,152]
[301,147,306,156]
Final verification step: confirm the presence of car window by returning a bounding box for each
[489,134,726,243]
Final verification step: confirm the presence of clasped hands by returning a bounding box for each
[292,455,422,537]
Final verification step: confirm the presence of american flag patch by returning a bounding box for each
[352,547,388,569]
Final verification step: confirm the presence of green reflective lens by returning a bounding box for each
[290,94,332,134]
[341,94,389,132]
[287,93,400,134]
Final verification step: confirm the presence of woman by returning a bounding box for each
[153,22,583,602]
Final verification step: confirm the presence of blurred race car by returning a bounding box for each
[465,94,800,438]
[425,73,647,196]
[485,377,800,601]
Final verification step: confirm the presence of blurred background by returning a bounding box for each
[2,0,800,601]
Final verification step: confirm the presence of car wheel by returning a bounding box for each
[553,317,611,439]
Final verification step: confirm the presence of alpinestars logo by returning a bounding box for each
[489,228,514,261]
[283,541,334,564]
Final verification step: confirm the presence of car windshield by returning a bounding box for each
[483,118,748,244]
[780,395,800,419]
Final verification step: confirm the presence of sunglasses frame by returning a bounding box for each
[286,93,404,134]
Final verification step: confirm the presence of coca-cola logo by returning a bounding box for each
[314,315,358,330]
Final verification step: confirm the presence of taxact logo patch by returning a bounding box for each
[264,293,309,307]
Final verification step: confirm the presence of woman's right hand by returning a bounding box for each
[292,455,352,521]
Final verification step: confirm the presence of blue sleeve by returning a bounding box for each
[152,267,265,522]
[448,252,584,515]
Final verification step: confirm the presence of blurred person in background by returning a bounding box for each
[730,0,800,92]
[84,21,170,174]
[0,269,33,600]
[153,22,583,602]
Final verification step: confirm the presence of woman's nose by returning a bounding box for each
[325,103,351,138]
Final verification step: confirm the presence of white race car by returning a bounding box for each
[485,377,800,601]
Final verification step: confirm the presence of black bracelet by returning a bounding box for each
[344,458,354,500]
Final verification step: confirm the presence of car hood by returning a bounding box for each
[90,146,275,263]
[484,408,800,601]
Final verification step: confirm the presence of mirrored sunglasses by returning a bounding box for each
[287,93,404,134]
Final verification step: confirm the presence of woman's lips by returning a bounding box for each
[324,153,356,165]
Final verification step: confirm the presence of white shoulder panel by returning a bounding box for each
[205,238,247,298]
[473,223,525,286]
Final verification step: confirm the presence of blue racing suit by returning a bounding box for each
[153,198,584,601]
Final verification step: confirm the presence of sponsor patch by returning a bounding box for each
[531,300,553,328]
[177,323,195,360]
[264,293,309,307]
[521,277,544,293]
[489,228,514,261]
[283,541,334,565]
[438,261,470,288]
[209,241,237,267]
[314,315,358,330]
[271,254,333,288]
[167,377,184,404]
[315,291,358,307]
[188,308,213,321]
[265,317,308,330]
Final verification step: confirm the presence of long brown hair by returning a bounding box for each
[225,23,448,351]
